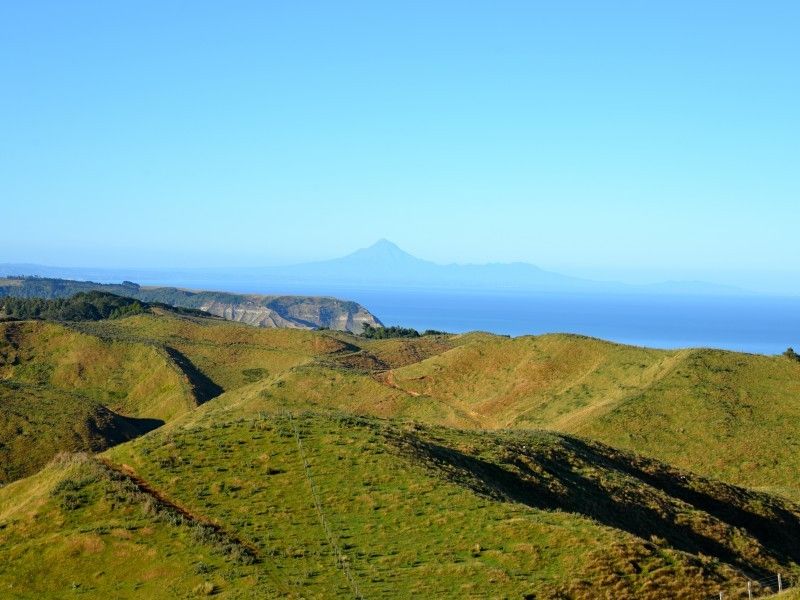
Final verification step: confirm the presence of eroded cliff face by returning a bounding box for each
[196,296,381,333]
[0,277,383,334]
[198,300,301,328]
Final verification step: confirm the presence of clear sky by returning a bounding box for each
[1,2,798,291]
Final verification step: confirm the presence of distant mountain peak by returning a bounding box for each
[364,239,406,253]
[344,239,421,264]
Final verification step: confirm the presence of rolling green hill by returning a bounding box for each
[0,319,202,482]
[190,328,800,500]
[2,310,800,598]
[381,334,800,499]
[2,410,798,598]
[0,311,360,484]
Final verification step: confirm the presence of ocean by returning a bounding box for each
[161,279,800,355]
[343,289,800,355]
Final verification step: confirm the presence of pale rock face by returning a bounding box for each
[196,296,381,333]
[0,277,383,334]
[199,301,301,328]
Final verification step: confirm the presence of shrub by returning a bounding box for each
[242,368,268,383]
[192,581,216,596]
[361,324,420,339]
[194,562,213,575]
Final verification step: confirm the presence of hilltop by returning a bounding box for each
[4,311,800,496]
[0,277,382,333]
[0,316,206,482]
[321,331,800,500]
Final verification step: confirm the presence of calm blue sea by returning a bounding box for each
[344,290,800,355]
[155,279,800,355]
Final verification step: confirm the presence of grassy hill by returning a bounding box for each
[72,312,351,390]
[2,409,798,598]
[7,313,800,497]
[188,328,800,500]
[2,310,800,597]
[379,334,800,499]
[0,453,264,598]
[0,382,164,483]
[0,319,201,482]
[0,311,363,483]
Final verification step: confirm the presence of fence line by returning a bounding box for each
[286,412,364,600]
[709,573,795,599]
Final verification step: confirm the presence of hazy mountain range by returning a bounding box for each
[1,239,748,296]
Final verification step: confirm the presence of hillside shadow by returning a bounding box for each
[399,435,795,578]
[560,437,800,565]
[163,346,223,404]
[92,407,164,447]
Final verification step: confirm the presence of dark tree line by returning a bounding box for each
[784,347,800,362]
[0,291,147,322]
[0,276,140,300]
[360,323,447,339]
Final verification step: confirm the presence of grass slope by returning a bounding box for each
[0,320,197,482]
[11,407,791,598]
[3,313,800,597]
[0,312,360,483]
[192,328,800,501]
[50,317,800,499]
[0,454,263,598]
[0,320,196,420]
[4,405,797,598]
[382,333,800,499]
[0,382,160,483]
[73,312,349,391]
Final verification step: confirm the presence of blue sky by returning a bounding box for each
[1,2,798,291]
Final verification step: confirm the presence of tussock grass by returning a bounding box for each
[0,320,193,420]
[0,453,268,598]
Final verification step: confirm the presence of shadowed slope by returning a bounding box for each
[100,409,798,599]
[0,320,199,482]
[162,346,223,404]
[0,382,163,483]
[383,333,800,499]
[392,427,800,573]
[73,312,353,390]
[74,318,800,500]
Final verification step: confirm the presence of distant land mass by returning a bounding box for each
[0,277,381,333]
[0,240,749,296]
[259,239,749,295]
